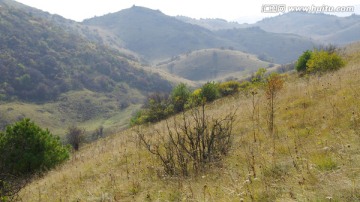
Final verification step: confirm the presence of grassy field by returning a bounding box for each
[0,89,143,138]
[19,43,360,201]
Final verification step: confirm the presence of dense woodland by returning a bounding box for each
[0,5,172,102]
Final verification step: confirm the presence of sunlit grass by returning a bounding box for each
[18,46,360,201]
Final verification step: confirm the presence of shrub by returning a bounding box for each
[137,104,236,177]
[170,83,191,113]
[219,80,241,96]
[66,126,85,151]
[306,50,345,74]
[200,81,220,102]
[0,118,69,175]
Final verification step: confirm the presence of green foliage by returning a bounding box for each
[251,68,267,84]
[0,5,172,102]
[200,81,220,102]
[0,119,69,175]
[296,50,312,72]
[130,93,173,125]
[306,50,345,74]
[219,80,241,96]
[170,83,191,113]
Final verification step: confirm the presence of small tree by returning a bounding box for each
[265,74,284,164]
[0,119,69,200]
[0,118,69,175]
[66,126,85,151]
[265,73,284,135]
[201,81,220,102]
[170,83,191,113]
[295,50,312,72]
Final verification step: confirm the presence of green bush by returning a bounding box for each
[295,50,312,72]
[306,50,345,74]
[170,83,191,113]
[201,81,220,102]
[0,118,69,175]
[219,80,241,96]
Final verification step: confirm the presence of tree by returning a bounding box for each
[201,81,220,102]
[0,118,69,175]
[0,119,69,200]
[295,50,312,72]
[170,83,191,113]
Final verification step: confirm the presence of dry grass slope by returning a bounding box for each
[19,45,360,201]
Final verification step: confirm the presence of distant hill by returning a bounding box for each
[83,6,315,64]
[156,48,274,81]
[175,16,251,30]
[214,27,315,64]
[256,12,360,44]
[83,6,232,62]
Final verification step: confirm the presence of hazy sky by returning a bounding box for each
[14,0,360,23]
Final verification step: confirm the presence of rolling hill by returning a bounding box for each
[256,12,360,44]
[83,6,315,64]
[156,48,275,81]
[214,27,315,64]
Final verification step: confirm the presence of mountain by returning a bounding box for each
[83,6,315,64]
[156,48,275,81]
[175,16,251,30]
[256,12,360,44]
[83,6,232,62]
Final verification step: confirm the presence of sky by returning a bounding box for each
[14,0,360,23]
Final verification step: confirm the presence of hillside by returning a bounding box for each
[215,27,315,64]
[83,6,315,64]
[256,12,360,44]
[18,43,360,201]
[0,1,173,134]
[175,16,250,30]
[83,6,231,62]
[156,48,275,81]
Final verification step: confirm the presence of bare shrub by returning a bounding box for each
[137,104,236,177]
[66,126,85,151]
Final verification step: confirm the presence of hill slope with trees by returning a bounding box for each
[0,2,171,102]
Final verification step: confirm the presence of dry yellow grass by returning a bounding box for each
[19,49,360,201]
